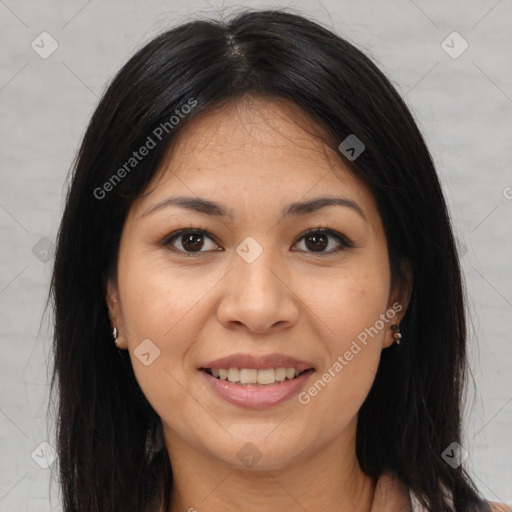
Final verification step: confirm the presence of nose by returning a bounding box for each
[216,247,300,335]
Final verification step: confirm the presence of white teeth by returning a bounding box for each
[227,368,239,383]
[239,368,258,384]
[275,368,287,382]
[257,368,276,385]
[210,367,304,385]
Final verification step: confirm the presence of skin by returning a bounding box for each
[107,96,411,512]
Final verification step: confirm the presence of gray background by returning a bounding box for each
[0,0,511,510]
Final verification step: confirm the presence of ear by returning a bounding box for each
[383,260,413,348]
[106,278,127,349]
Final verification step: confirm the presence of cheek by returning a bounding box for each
[115,246,224,413]
[303,258,391,348]
[117,246,221,342]
[296,258,391,421]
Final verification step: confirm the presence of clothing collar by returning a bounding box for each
[370,470,424,512]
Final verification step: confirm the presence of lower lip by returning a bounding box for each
[200,369,315,409]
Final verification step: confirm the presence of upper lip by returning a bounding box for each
[200,353,315,372]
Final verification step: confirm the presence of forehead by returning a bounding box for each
[134,96,378,221]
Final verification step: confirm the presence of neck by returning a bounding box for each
[165,418,375,512]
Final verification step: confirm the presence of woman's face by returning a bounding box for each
[108,97,406,471]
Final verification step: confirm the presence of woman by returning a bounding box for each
[50,9,509,512]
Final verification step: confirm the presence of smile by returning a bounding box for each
[200,368,315,409]
[204,367,309,385]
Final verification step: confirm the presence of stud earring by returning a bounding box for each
[391,324,402,345]
[112,326,121,348]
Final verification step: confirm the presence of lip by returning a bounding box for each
[200,368,315,409]
[199,353,315,373]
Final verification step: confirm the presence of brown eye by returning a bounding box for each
[294,229,352,254]
[181,232,205,252]
[163,229,220,255]
[304,232,329,251]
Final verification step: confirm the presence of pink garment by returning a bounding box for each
[370,471,511,512]
[370,470,423,511]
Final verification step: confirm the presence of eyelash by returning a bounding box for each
[160,224,354,258]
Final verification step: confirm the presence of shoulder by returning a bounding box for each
[409,485,511,512]
[490,504,512,512]
[376,471,511,512]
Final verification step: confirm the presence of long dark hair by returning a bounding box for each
[50,8,489,511]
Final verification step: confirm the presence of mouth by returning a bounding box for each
[199,365,316,409]
[201,367,314,386]
[198,353,316,408]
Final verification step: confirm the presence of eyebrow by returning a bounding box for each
[142,195,366,221]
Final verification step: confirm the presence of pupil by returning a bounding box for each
[306,233,327,251]
[182,232,203,252]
